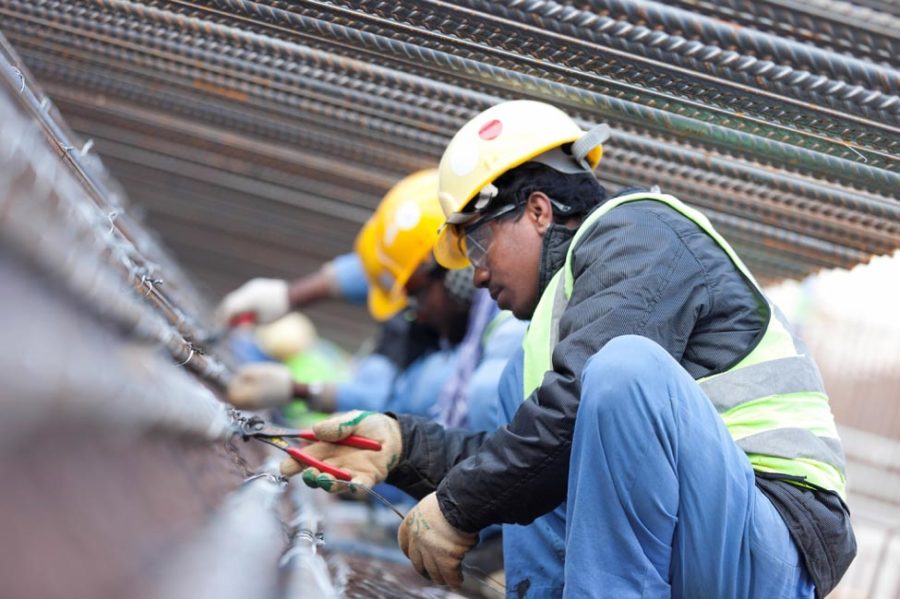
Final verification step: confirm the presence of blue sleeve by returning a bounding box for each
[331,252,369,304]
[497,346,525,425]
[335,353,397,412]
[387,349,459,418]
[466,317,528,432]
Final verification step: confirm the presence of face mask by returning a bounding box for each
[443,266,476,306]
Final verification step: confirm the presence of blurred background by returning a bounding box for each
[0,0,897,597]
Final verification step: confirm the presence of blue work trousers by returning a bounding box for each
[563,335,815,598]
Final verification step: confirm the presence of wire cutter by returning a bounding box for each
[238,414,381,481]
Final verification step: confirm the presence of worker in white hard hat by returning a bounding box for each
[283,100,855,597]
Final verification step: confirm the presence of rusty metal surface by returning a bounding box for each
[0,0,896,349]
[0,37,471,597]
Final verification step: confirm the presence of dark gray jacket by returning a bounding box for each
[387,198,854,596]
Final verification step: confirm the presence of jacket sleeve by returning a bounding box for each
[384,414,492,499]
[436,204,713,532]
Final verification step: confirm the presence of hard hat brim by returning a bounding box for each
[368,285,407,321]
[433,224,471,270]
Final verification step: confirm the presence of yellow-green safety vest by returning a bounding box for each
[521,192,846,497]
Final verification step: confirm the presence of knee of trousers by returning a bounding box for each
[579,335,677,418]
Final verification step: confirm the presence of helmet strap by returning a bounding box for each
[571,124,610,170]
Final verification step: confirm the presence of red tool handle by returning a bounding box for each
[284,447,352,481]
[298,430,382,451]
[229,312,256,327]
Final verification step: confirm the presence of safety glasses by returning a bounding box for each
[459,203,517,268]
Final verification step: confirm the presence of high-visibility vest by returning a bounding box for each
[521,192,846,496]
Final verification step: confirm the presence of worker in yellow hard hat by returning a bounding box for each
[221,169,470,419]
[283,100,855,596]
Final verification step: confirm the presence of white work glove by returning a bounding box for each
[280,410,402,494]
[398,492,478,588]
[216,278,290,325]
[226,363,294,409]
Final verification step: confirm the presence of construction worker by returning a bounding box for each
[223,170,525,428]
[285,101,856,597]
[216,210,436,415]
[221,170,464,418]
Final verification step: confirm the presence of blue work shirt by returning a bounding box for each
[330,252,369,304]
[467,315,529,432]
[498,346,567,598]
[388,347,460,417]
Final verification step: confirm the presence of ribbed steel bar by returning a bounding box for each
[81,91,894,270]
[604,149,897,254]
[3,10,463,136]
[68,118,385,218]
[24,27,890,262]
[842,0,900,17]
[291,0,900,132]
[0,254,232,447]
[0,8,451,160]
[163,0,899,191]
[490,0,899,102]
[197,0,899,161]
[54,91,402,197]
[707,213,866,271]
[12,0,892,188]
[0,41,219,345]
[16,49,430,177]
[0,33,208,318]
[612,159,872,270]
[96,139,374,236]
[21,0,493,118]
[46,44,896,254]
[663,0,898,64]
[610,130,900,237]
[0,37,230,382]
[147,475,286,599]
[24,31,896,268]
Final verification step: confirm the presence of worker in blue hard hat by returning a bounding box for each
[283,100,856,597]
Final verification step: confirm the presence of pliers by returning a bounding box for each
[237,414,381,481]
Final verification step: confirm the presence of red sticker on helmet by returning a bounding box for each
[478,119,502,140]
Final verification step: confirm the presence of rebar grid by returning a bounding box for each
[661,0,897,64]
[0,0,896,283]
[0,44,231,385]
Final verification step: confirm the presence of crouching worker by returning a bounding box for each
[281,101,856,598]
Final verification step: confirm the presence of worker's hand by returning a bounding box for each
[216,278,290,325]
[226,363,294,409]
[280,410,402,494]
[398,492,478,588]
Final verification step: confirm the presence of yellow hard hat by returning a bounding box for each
[434,100,608,268]
[354,169,442,321]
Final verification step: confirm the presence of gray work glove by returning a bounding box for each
[226,363,294,409]
[280,410,402,495]
[216,278,290,325]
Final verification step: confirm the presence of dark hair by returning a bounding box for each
[491,161,607,224]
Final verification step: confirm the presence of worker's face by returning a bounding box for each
[470,192,551,320]
[405,265,469,342]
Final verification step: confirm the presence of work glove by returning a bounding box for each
[398,491,478,588]
[226,363,294,409]
[216,278,290,325]
[280,410,402,494]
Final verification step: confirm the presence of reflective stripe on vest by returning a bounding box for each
[521,192,846,496]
